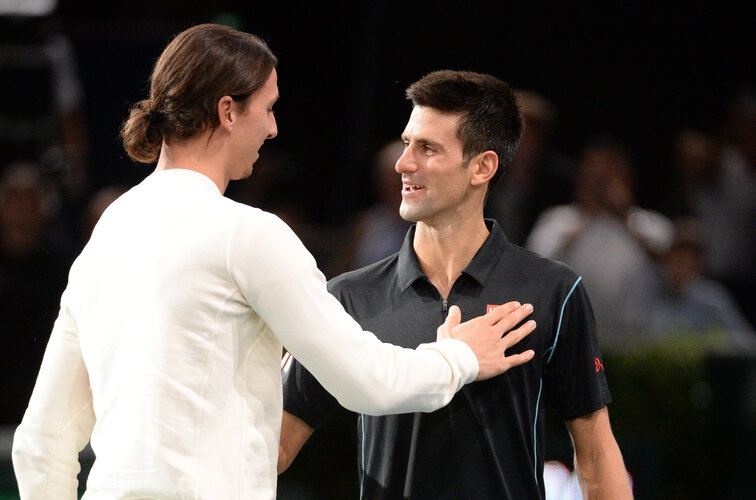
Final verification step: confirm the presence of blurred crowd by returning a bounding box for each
[1,15,754,429]
[513,91,756,350]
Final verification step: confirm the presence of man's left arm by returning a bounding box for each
[565,407,633,500]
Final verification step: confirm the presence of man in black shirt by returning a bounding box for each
[280,71,632,499]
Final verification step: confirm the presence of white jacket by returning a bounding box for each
[12,168,478,499]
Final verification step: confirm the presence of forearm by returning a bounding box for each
[567,408,632,500]
[270,276,476,414]
[278,411,314,474]
[573,438,632,499]
[232,214,478,414]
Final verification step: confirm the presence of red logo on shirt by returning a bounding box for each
[487,304,500,313]
[594,357,604,372]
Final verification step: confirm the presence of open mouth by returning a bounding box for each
[402,184,425,193]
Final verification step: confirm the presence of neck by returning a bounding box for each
[413,211,489,299]
[155,132,230,193]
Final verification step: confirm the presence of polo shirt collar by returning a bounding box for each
[397,219,509,292]
[397,226,425,292]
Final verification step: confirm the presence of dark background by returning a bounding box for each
[0,1,754,498]
[55,0,754,222]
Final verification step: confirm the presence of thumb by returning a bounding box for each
[437,304,461,340]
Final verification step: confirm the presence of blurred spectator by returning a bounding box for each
[0,162,71,424]
[0,12,90,202]
[79,185,127,246]
[708,91,756,322]
[526,139,673,339]
[623,218,755,349]
[347,139,410,269]
[666,129,719,216]
[485,90,575,245]
[665,92,756,327]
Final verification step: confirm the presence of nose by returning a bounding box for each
[267,114,278,139]
[395,146,416,174]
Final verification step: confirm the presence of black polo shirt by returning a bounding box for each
[283,220,610,499]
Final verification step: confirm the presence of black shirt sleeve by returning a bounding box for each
[542,278,612,421]
[282,355,340,429]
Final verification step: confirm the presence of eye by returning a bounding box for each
[423,144,434,154]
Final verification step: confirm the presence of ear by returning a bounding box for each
[470,151,499,187]
[217,95,236,132]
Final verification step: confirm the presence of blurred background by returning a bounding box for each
[0,0,753,498]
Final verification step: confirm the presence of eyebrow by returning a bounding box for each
[402,135,445,152]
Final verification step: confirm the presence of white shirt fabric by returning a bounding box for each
[12,169,478,500]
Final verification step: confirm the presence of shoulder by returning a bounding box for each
[226,208,321,288]
[502,242,581,287]
[231,207,310,257]
[210,200,289,248]
[327,253,399,297]
[229,201,281,226]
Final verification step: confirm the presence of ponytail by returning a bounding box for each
[119,24,277,165]
[121,99,163,164]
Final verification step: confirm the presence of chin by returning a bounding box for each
[399,205,422,223]
[230,165,254,181]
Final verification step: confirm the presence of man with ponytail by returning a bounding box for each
[12,24,536,499]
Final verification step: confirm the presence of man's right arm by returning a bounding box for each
[279,350,337,474]
[232,213,535,415]
[278,410,313,474]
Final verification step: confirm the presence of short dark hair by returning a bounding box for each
[405,70,523,188]
[121,24,277,164]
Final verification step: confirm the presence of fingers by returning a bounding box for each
[500,319,536,348]
[472,306,537,380]
[437,304,461,340]
[446,305,461,326]
[503,349,535,370]
[499,320,536,370]
[484,301,521,325]
[492,303,534,332]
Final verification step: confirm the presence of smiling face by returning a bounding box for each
[395,106,478,226]
[229,68,279,180]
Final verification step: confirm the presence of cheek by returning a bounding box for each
[442,170,470,195]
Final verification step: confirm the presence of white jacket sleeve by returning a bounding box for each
[12,290,95,500]
[228,212,479,415]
